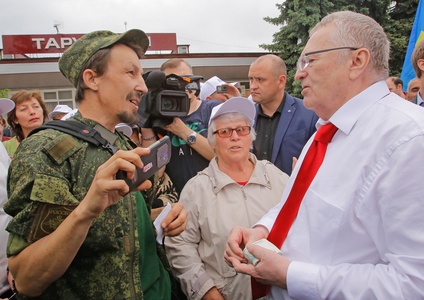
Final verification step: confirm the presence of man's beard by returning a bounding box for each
[117,111,138,126]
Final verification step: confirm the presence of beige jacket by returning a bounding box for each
[165,154,289,300]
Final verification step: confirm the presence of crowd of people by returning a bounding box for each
[1,9,424,300]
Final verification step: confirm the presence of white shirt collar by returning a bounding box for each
[316,81,390,135]
[417,91,424,105]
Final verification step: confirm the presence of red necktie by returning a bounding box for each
[251,123,338,299]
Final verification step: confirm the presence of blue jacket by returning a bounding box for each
[254,92,318,175]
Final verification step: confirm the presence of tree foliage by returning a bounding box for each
[385,0,420,78]
[261,0,419,97]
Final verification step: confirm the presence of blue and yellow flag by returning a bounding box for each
[400,0,424,91]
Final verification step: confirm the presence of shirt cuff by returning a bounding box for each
[193,272,215,300]
[287,261,320,300]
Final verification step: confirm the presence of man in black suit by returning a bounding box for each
[248,54,318,175]
[406,77,420,102]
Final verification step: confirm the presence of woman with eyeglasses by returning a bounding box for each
[165,97,289,300]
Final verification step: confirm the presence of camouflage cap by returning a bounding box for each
[59,29,149,88]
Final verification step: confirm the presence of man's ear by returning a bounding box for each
[349,48,370,80]
[417,58,424,73]
[278,74,287,89]
[82,69,99,91]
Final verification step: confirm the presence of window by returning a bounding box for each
[42,89,76,112]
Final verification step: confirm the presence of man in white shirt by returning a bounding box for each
[225,11,424,299]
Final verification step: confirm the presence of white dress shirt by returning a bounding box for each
[257,81,424,299]
[0,143,11,295]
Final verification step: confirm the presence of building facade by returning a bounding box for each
[1,33,266,112]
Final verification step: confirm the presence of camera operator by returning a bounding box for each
[142,58,220,195]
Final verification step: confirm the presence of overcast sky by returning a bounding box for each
[0,0,281,53]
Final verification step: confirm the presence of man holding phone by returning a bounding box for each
[4,29,187,299]
[200,75,241,102]
[116,136,172,192]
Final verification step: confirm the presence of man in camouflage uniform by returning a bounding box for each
[4,29,187,299]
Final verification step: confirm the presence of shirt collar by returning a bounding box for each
[417,91,424,105]
[257,93,286,117]
[317,81,390,135]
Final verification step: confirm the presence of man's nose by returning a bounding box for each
[294,69,306,81]
[137,76,148,94]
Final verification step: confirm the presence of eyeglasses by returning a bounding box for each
[297,46,359,71]
[213,126,251,138]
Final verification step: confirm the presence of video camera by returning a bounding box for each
[138,70,203,129]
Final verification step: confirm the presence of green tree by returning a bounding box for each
[261,0,418,97]
[384,0,419,78]
[260,0,335,96]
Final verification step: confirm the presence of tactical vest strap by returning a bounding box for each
[29,120,118,155]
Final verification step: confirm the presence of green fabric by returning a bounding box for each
[6,232,27,257]
[5,114,143,299]
[135,191,171,300]
[2,136,18,158]
[59,29,149,87]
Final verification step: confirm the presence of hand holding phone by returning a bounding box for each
[116,136,171,192]
[216,85,228,93]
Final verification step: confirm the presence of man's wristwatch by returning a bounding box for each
[187,131,197,145]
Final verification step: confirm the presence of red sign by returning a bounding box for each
[148,33,177,52]
[2,33,178,55]
[2,34,83,54]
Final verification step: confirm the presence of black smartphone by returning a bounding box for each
[216,85,228,93]
[116,136,171,192]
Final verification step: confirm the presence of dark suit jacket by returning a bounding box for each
[410,96,418,104]
[254,92,318,175]
[410,96,424,106]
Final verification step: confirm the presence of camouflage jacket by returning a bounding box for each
[5,114,152,299]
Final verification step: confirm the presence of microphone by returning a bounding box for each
[145,71,166,89]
